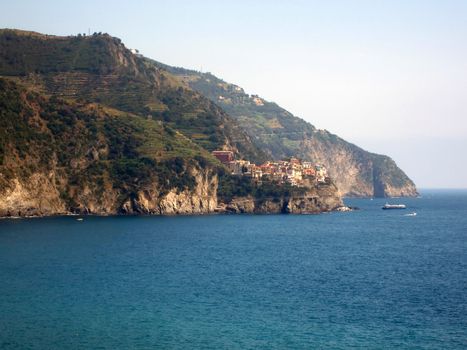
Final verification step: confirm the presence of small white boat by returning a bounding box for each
[76,218,84,221]
[382,203,406,210]
[404,212,417,217]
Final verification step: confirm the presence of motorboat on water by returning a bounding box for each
[382,203,406,210]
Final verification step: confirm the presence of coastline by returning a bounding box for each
[0,205,354,220]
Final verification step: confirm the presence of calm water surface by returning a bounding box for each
[1,190,466,349]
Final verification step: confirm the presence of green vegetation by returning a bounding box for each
[0,29,121,75]
[0,29,266,163]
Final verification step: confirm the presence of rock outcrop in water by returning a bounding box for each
[223,182,343,214]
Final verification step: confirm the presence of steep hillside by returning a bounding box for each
[0,78,221,216]
[160,66,418,197]
[0,29,266,163]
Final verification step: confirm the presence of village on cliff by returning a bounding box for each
[212,150,330,187]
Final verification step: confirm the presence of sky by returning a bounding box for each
[1,0,466,188]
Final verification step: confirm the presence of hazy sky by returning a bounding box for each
[2,0,466,188]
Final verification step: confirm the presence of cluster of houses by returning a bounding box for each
[212,150,329,186]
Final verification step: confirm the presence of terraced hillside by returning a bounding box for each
[0,29,266,163]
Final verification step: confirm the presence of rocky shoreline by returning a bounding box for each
[0,206,355,219]
[0,175,348,218]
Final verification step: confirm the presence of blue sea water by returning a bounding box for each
[0,190,466,349]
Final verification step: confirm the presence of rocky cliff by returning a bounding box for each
[0,165,219,217]
[298,133,418,197]
[119,166,218,215]
[223,182,343,214]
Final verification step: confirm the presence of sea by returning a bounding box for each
[0,189,466,349]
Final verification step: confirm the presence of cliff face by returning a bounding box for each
[0,167,218,217]
[161,66,418,198]
[299,135,418,197]
[119,166,218,215]
[224,183,343,214]
[0,175,67,217]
